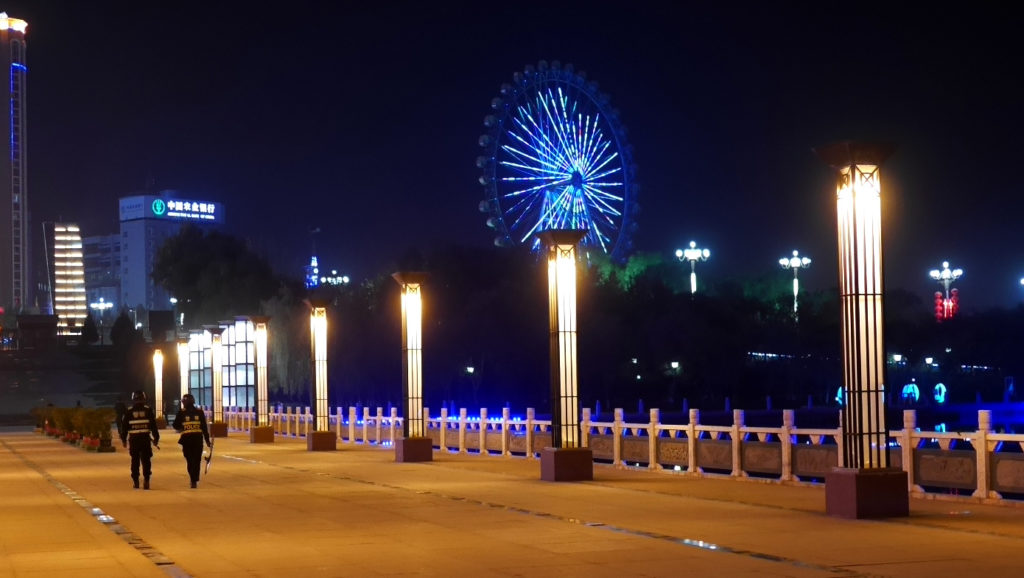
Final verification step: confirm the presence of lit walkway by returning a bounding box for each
[2,428,1023,577]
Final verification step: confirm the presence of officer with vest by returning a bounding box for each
[172,393,212,488]
[119,390,160,489]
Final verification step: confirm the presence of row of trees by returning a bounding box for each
[143,226,1017,414]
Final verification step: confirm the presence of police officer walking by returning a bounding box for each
[119,390,160,489]
[172,393,212,488]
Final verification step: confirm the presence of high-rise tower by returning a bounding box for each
[1,13,28,316]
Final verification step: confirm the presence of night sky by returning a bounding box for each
[8,2,1024,310]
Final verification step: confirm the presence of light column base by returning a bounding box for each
[825,467,909,519]
[540,447,594,482]
[250,425,274,443]
[395,437,433,462]
[210,421,229,438]
[307,430,337,451]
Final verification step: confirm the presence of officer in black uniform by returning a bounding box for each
[119,390,160,489]
[172,393,212,488]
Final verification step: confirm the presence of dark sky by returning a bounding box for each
[8,2,1024,310]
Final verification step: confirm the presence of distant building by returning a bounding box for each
[53,224,86,336]
[82,233,120,315]
[119,192,224,319]
[0,14,29,316]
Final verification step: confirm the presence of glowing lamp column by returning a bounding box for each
[176,341,189,400]
[779,251,811,320]
[539,230,593,482]
[393,273,433,462]
[250,316,274,443]
[817,141,908,519]
[307,305,336,451]
[152,349,165,428]
[205,325,229,438]
[675,241,710,295]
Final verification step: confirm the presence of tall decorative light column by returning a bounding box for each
[929,261,962,321]
[675,241,710,295]
[250,316,274,443]
[152,348,165,427]
[392,273,433,462]
[205,325,229,438]
[308,303,335,451]
[779,250,811,320]
[177,340,189,401]
[817,141,908,518]
[538,230,592,481]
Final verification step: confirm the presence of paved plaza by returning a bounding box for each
[2,428,1023,577]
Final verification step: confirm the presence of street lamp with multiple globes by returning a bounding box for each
[675,241,710,295]
[929,261,963,321]
[89,297,113,344]
[779,250,811,319]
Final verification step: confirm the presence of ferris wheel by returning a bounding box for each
[477,60,639,261]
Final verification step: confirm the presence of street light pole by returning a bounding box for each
[675,241,710,295]
[89,297,113,344]
[928,261,962,321]
[779,250,811,319]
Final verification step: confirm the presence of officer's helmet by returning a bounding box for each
[181,393,195,406]
[131,390,146,401]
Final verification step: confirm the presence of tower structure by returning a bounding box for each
[0,14,29,316]
[53,224,87,336]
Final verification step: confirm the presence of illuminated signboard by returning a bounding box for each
[119,194,225,224]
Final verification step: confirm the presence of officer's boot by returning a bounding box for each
[143,477,150,490]
[132,477,139,489]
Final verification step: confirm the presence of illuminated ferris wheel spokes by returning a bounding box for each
[500,89,623,246]
[478,61,638,260]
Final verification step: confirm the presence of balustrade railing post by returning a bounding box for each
[458,408,467,454]
[526,408,535,459]
[781,410,794,482]
[613,408,624,469]
[732,409,745,477]
[304,406,311,437]
[502,407,511,456]
[335,407,343,440]
[648,408,661,471]
[687,408,700,475]
[973,410,995,499]
[581,407,591,448]
[362,407,370,444]
[347,407,356,443]
[480,408,488,455]
[901,410,923,493]
[389,407,398,445]
[286,407,293,437]
[375,407,383,444]
[439,407,448,451]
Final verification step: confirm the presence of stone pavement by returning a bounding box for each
[2,428,1023,577]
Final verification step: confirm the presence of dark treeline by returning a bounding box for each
[150,228,1022,415]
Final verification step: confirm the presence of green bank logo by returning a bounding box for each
[151,199,167,216]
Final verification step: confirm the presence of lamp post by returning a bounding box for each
[307,303,335,451]
[89,297,113,344]
[675,241,710,295]
[779,250,811,319]
[817,141,907,519]
[929,261,962,321]
[176,340,189,415]
[250,316,274,443]
[393,272,432,462]
[205,325,228,438]
[152,349,164,422]
[538,230,592,482]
